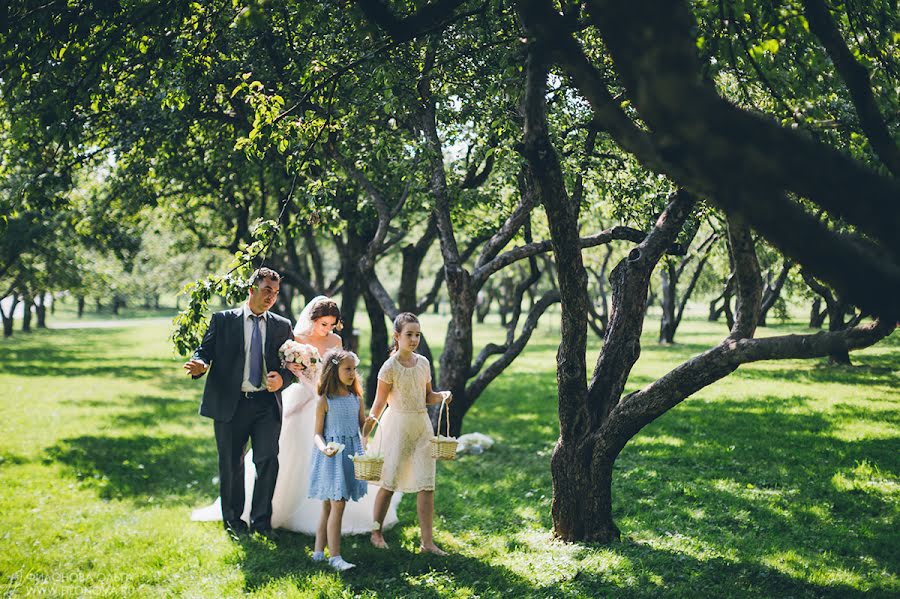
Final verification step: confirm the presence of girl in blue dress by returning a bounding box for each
[308,348,374,571]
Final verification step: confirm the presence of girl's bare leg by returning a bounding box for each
[327,500,346,558]
[370,487,394,549]
[417,490,446,555]
[314,501,330,554]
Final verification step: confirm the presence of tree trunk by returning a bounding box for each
[550,444,620,542]
[803,272,854,364]
[475,288,492,323]
[77,295,85,318]
[710,291,734,324]
[438,281,476,437]
[35,293,47,328]
[363,288,389,406]
[809,298,826,328]
[723,294,735,329]
[21,291,32,332]
[340,283,361,354]
[1,293,17,337]
[271,281,296,324]
[758,261,793,326]
[658,261,677,343]
[708,296,720,321]
[827,301,852,365]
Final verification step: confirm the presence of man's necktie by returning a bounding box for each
[249,315,263,388]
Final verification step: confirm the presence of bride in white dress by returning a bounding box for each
[191,296,400,534]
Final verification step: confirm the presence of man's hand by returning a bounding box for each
[183,359,208,377]
[266,371,283,392]
[441,390,453,404]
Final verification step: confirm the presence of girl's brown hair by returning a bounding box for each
[317,348,363,398]
[390,312,420,354]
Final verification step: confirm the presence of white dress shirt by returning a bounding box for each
[241,303,268,392]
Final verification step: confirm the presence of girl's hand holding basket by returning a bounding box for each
[351,413,384,481]
[431,397,458,461]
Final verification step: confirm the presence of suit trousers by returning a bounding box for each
[214,392,281,531]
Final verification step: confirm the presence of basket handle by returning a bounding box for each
[363,408,386,453]
[436,397,450,438]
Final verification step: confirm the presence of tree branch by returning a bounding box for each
[601,318,894,457]
[586,189,697,422]
[725,213,762,340]
[472,225,647,287]
[356,0,470,43]
[465,289,561,401]
[801,0,900,175]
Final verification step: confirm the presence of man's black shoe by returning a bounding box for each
[224,520,249,540]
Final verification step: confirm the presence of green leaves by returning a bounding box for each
[170,218,280,355]
[748,38,781,60]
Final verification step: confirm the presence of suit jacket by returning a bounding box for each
[192,308,294,422]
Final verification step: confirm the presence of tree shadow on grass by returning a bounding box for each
[10,359,175,380]
[423,390,898,596]
[101,394,199,429]
[732,355,898,387]
[217,519,875,598]
[614,399,899,585]
[44,432,217,506]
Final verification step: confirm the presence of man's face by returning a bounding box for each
[248,277,280,314]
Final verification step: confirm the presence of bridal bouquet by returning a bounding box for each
[278,340,320,385]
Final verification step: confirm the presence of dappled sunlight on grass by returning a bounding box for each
[1,317,897,596]
[832,460,900,497]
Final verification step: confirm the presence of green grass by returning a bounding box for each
[0,314,897,597]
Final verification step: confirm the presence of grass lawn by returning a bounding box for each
[0,312,897,597]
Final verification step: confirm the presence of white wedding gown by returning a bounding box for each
[191,375,401,535]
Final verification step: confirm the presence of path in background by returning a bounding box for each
[48,317,173,330]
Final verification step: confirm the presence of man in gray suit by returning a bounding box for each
[183,267,294,537]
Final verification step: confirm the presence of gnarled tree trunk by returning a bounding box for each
[1,292,17,337]
[21,290,32,332]
[757,260,793,326]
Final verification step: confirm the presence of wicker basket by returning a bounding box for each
[430,398,458,461]
[352,455,383,482]
[352,413,384,481]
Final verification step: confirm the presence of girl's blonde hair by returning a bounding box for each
[390,312,420,354]
[317,348,363,398]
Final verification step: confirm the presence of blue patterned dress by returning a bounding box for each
[308,394,368,501]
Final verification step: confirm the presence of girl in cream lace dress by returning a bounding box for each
[368,312,452,554]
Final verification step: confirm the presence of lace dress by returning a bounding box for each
[374,354,435,492]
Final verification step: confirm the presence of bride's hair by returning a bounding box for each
[308,299,341,326]
[390,312,420,354]
[317,348,363,398]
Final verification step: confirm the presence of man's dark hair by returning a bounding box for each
[251,267,281,286]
